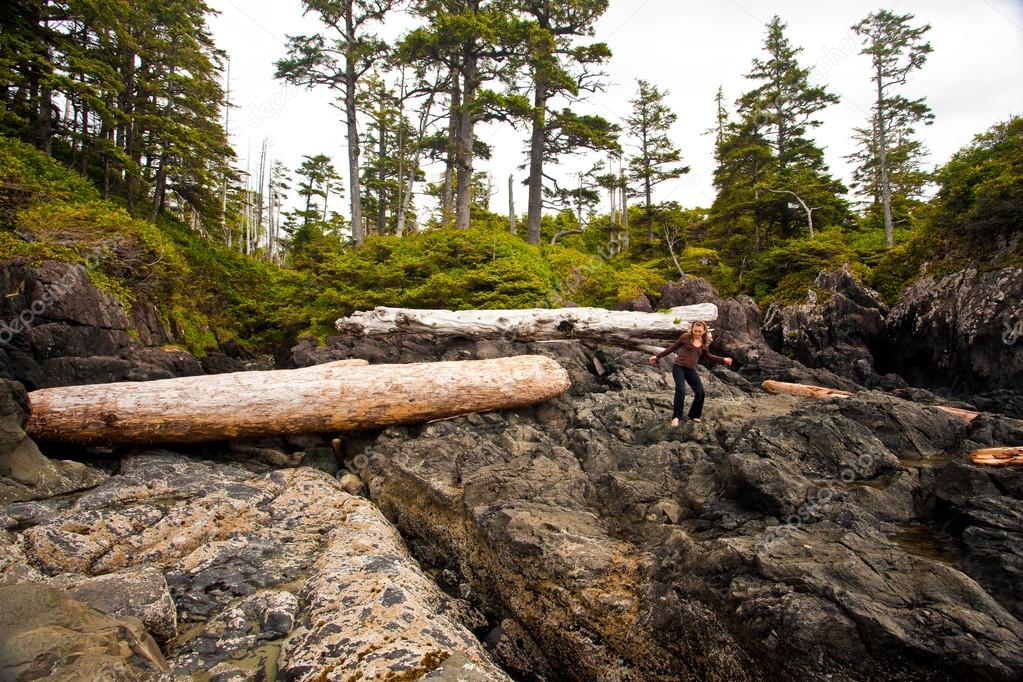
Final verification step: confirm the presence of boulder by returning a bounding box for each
[0,379,106,504]
[0,583,169,681]
[0,258,261,389]
[761,268,896,387]
[50,567,178,642]
[882,265,1023,415]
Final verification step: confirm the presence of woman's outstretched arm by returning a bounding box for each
[649,337,685,364]
[701,347,733,366]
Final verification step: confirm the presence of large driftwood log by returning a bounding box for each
[761,380,1020,424]
[26,356,570,446]
[335,304,719,342]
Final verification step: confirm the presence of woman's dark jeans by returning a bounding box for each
[671,365,704,419]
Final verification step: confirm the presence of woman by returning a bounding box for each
[647,320,733,426]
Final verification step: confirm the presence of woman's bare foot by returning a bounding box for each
[691,417,703,423]
[670,417,680,427]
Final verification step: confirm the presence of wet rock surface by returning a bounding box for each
[0,451,510,681]
[342,335,1023,681]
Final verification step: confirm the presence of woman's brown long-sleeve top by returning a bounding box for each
[654,335,726,368]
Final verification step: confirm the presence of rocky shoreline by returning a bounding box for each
[2,260,1022,681]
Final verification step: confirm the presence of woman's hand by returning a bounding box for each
[648,355,658,365]
[724,357,733,366]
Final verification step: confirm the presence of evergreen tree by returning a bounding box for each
[358,72,424,236]
[268,159,291,261]
[294,154,341,227]
[276,0,400,247]
[0,0,233,226]
[851,9,934,246]
[401,0,529,229]
[516,0,612,245]
[624,79,688,242]
[734,15,844,237]
[709,15,847,265]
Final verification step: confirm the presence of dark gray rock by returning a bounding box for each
[614,293,654,312]
[0,258,242,388]
[0,379,106,504]
[354,336,1023,682]
[0,583,169,681]
[882,265,1023,416]
[299,446,337,475]
[761,268,893,387]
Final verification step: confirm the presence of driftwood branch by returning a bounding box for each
[969,447,1023,468]
[761,380,1018,424]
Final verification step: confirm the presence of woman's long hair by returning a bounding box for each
[683,320,713,346]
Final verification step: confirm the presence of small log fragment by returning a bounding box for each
[969,447,1023,468]
[761,380,854,400]
[760,379,1018,424]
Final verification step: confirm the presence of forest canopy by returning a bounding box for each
[1,1,1020,352]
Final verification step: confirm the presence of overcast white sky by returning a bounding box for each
[208,0,1023,220]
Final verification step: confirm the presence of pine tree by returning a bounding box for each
[734,16,844,237]
[295,154,341,228]
[268,159,291,261]
[851,9,933,246]
[708,15,847,259]
[358,72,425,236]
[276,0,400,247]
[401,0,529,229]
[624,79,688,242]
[516,0,612,245]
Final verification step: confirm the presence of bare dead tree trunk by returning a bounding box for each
[337,304,719,343]
[764,188,817,237]
[508,174,516,234]
[525,88,547,245]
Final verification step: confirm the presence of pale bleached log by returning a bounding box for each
[335,304,719,343]
[293,358,368,371]
[26,356,569,446]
